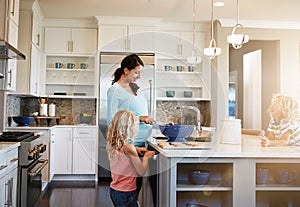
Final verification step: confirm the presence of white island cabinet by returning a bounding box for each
[149,135,300,207]
[0,143,19,207]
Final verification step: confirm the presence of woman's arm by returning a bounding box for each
[124,144,155,175]
[107,87,120,126]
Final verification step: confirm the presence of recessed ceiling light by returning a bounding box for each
[214,2,224,7]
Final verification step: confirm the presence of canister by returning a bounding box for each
[220,119,241,144]
[49,103,56,116]
[40,104,48,116]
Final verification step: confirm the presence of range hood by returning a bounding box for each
[0,41,26,60]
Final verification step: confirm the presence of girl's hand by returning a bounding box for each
[140,116,156,125]
[260,136,270,147]
[144,151,155,158]
[136,147,148,156]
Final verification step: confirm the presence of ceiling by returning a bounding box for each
[22,0,300,24]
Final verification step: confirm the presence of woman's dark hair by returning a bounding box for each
[111,54,144,85]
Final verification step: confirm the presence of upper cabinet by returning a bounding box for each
[97,16,159,52]
[8,0,20,26]
[99,25,155,52]
[155,22,206,59]
[44,27,98,54]
[0,0,20,47]
[15,0,43,95]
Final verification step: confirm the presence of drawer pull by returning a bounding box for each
[10,158,18,163]
[0,165,8,170]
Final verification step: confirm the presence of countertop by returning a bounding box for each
[6,125,97,130]
[0,142,20,154]
[148,134,300,158]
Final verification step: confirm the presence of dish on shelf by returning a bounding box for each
[188,170,210,185]
[73,92,86,96]
[166,90,175,97]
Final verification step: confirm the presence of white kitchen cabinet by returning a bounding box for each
[99,24,155,52]
[49,129,55,181]
[16,1,43,95]
[0,0,19,47]
[155,31,205,58]
[54,127,73,174]
[8,0,19,26]
[0,147,19,207]
[44,27,98,54]
[54,127,97,175]
[44,55,97,98]
[72,127,97,174]
[6,59,17,91]
[29,44,40,95]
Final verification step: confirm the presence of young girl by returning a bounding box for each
[107,110,155,207]
[261,94,300,147]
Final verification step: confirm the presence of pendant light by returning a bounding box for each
[187,0,202,65]
[204,0,221,59]
[227,0,249,49]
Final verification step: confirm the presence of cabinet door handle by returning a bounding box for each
[37,34,40,46]
[70,41,74,52]
[4,181,8,206]
[177,44,180,55]
[35,82,38,94]
[8,178,13,206]
[10,0,15,16]
[67,41,72,52]
[8,69,12,87]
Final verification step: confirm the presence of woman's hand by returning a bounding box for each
[140,116,156,125]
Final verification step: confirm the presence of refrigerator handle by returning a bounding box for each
[149,79,153,115]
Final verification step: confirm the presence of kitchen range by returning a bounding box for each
[0,131,47,207]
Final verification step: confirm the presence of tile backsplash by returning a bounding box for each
[6,95,96,127]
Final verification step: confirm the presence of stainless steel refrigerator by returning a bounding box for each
[98,52,155,178]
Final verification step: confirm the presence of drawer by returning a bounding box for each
[73,128,96,138]
[0,152,7,170]
[6,148,18,167]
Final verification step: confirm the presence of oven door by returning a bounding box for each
[19,159,48,207]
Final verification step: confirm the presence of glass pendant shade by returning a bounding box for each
[204,0,221,59]
[227,0,249,49]
[187,0,202,65]
[187,49,202,65]
[204,39,221,59]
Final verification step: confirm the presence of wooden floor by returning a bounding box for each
[41,179,114,207]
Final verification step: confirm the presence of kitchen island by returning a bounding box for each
[148,135,300,207]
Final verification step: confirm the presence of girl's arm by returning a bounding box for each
[123,144,155,175]
[266,130,291,146]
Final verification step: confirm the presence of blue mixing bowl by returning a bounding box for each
[159,124,194,142]
[12,116,34,126]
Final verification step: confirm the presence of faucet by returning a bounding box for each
[175,105,202,133]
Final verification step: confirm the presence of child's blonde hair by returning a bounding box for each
[106,110,137,159]
[269,94,299,122]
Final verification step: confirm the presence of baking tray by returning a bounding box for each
[156,141,212,150]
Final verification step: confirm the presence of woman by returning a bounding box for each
[107,110,155,207]
[107,54,157,205]
[107,53,156,147]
